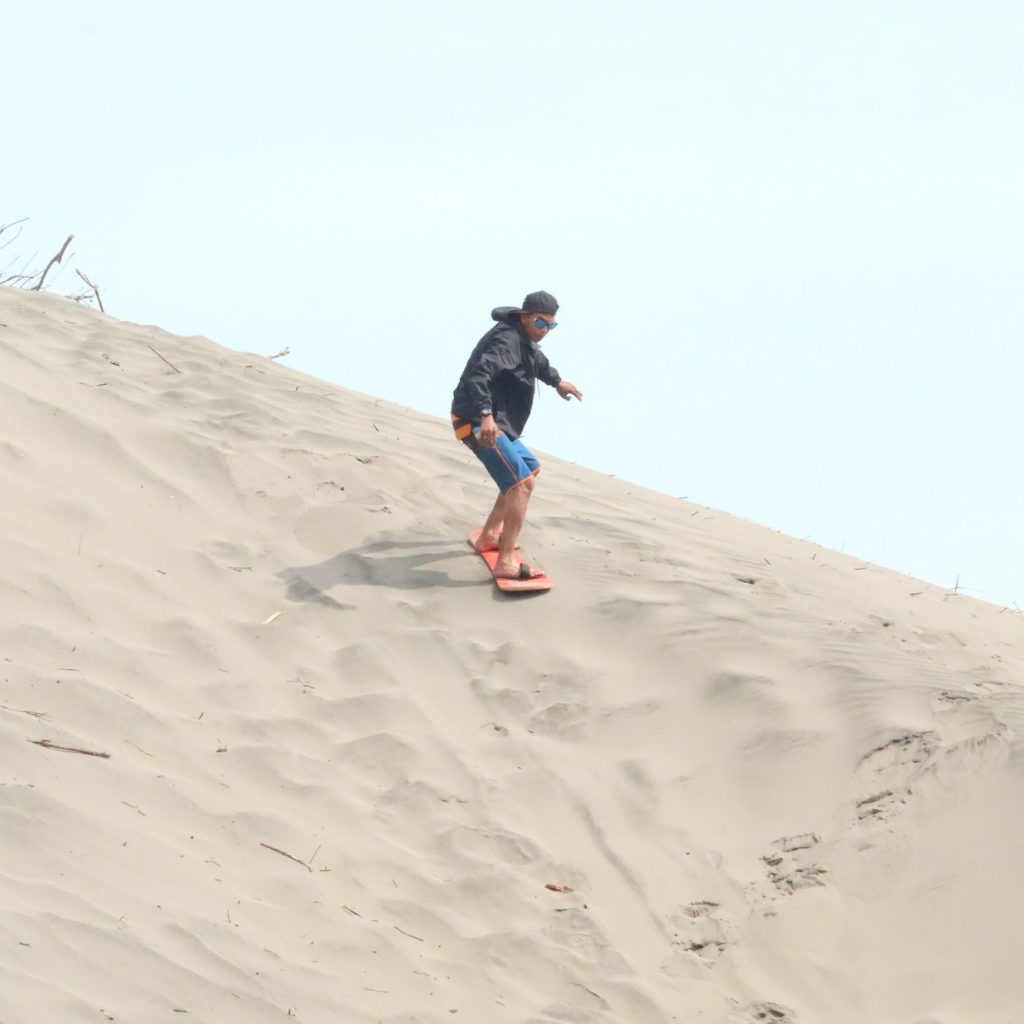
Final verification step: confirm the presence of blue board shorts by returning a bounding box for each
[451,414,540,493]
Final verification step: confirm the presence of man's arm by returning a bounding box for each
[534,348,562,388]
[536,348,582,402]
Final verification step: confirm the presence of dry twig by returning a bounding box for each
[259,842,312,872]
[30,234,73,291]
[1,704,48,719]
[0,221,29,283]
[30,738,110,758]
[75,269,105,312]
[147,344,181,374]
[0,218,28,248]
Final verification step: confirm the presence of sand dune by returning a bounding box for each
[2,286,1023,1023]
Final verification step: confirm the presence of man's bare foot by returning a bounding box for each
[472,529,520,553]
[492,560,545,580]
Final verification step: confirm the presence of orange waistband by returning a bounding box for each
[451,413,473,441]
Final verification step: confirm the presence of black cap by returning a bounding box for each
[522,290,559,315]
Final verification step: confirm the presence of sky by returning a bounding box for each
[7,0,1023,608]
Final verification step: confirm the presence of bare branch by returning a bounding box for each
[2,248,41,286]
[0,219,28,252]
[0,272,36,287]
[4,222,108,311]
[29,234,74,291]
[75,268,105,312]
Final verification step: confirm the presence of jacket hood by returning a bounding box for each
[491,306,522,325]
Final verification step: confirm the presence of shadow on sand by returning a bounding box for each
[278,532,551,606]
[278,533,481,607]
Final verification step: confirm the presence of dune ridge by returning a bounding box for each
[2,286,1023,1024]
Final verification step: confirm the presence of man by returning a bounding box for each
[451,290,583,580]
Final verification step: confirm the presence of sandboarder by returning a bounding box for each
[451,290,583,581]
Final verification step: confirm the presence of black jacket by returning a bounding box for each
[451,307,561,440]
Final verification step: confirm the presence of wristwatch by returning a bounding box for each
[479,408,492,417]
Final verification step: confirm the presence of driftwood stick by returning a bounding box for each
[30,234,73,291]
[75,268,105,312]
[259,842,312,872]
[268,346,290,360]
[30,738,110,758]
[147,344,181,374]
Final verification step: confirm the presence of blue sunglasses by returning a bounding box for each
[533,317,557,331]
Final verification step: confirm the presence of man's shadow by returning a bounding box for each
[277,533,482,608]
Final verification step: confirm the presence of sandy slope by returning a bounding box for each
[2,286,1023,1024]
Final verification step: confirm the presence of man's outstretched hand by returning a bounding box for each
[557,380,583,401]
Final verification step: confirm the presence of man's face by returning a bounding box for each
[521,311,557,343]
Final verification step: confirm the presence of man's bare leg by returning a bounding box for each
[494,476,541,578]
[473,490,508,552]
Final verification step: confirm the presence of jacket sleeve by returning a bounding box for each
[464,335,516,415]
[534,348,562,388]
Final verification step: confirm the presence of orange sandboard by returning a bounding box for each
[467,531,554,592]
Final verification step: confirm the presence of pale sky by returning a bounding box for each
[8,1,1023,607]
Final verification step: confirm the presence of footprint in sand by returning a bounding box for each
[852,731,939,827]
[932,689,978,709]
[760,833,828,894]
[743,1003,797,1023]
[859,731,939,781]
[853,723,1008,829]
[667,900,737,964]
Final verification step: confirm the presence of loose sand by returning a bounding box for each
[2,287,1022,1023]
